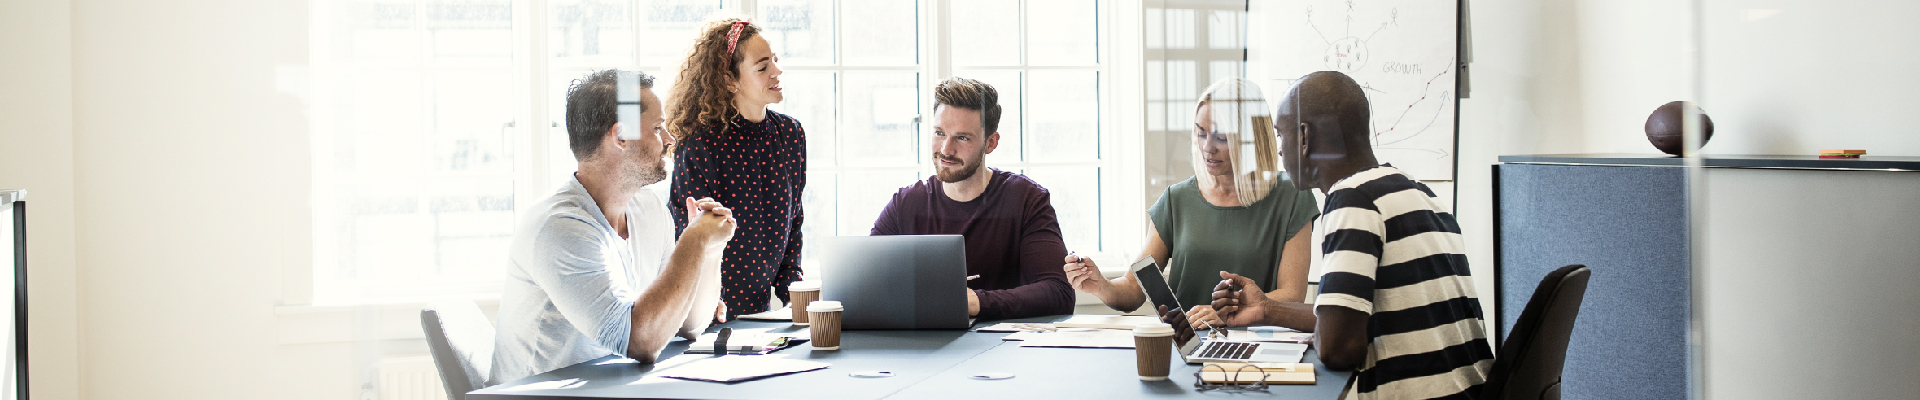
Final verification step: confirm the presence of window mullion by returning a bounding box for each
[526,0,554,205]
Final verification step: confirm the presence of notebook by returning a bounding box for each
[1198,362,1317,385]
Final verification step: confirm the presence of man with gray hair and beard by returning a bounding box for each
[868,77,1076,320]
[493,69,737,383]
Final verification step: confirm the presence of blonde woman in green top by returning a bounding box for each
[1064,77,1319,331]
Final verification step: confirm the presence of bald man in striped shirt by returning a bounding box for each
[1208,71,1493,400]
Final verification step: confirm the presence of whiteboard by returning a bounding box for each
[1252,0,1459,180]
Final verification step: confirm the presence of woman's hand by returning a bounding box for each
[1063,253,1112,294]
[1184,305,1224,331]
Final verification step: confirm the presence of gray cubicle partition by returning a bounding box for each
[1494,163,1688,400]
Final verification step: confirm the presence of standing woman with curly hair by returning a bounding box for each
[665,18,806,319]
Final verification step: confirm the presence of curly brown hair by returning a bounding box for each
[666,17,760,142]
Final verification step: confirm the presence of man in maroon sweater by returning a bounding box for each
[869,77,1076,320]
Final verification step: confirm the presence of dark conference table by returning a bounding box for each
[469,316,1351,400]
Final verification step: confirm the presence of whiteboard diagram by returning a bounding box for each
[1253,0,1459,180]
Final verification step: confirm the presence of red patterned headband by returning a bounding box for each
[724,21,750,54]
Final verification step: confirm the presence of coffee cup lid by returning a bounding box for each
[790,280,821,291]
[806,300,842,312]
[1133,323,1175,337]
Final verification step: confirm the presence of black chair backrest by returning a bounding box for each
[1484,264,1591,400]
[421,301,495,400]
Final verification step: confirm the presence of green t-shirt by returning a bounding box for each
[1148,177,1319,311]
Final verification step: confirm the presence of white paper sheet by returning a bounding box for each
[1052,314,1162,330]
[1016,329,1138,348]
[658,355,829,382]
[736,307,793,321]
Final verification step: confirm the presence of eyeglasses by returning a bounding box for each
[1193,363,1270,392]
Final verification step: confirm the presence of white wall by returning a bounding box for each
[1452,0,1693,344]
[0,1,82,399]
[1699,0,1920,155]
[65,0,367,399]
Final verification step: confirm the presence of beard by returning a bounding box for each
[934,152,985,183]
[624,152,670,189]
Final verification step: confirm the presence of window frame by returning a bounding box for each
[301,0,1146,306]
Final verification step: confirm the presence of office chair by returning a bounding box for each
[1483,264,1591,400]
[421,300,496,400]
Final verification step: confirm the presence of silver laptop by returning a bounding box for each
[1131,258,1308,364]
[815,235,972,330]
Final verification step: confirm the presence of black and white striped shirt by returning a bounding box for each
[1316,165,1493,400]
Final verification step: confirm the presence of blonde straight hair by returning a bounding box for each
[1191,78,1280,206]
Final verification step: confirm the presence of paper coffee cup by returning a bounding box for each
[1132,323,1176,381]
[806,300,843,350]
[789,280,821,325]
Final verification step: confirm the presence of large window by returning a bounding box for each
[947,0,1107,254]
[758,0,926,264]
[310,0,1122,304]
[311,0,523,303]
[1143,0,1245,211]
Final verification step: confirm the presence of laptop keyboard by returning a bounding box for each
[1198,341,1257,360]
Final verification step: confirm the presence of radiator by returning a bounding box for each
[378,355,448,400]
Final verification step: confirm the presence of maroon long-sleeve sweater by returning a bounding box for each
[870,168,1076,320]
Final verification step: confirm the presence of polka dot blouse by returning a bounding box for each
[670,110,806,319]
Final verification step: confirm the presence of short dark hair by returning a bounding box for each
[1281,71,1371,149]
[565,69,655,161]
[933,77,1002,134]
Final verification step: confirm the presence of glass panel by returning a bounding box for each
[1145,60,1166,132]
[636,0,720,66]
[341,179,514,280]
[547,68,586,182]
[1163,8,1195,49]
[1165,60,1197,130]
[840,0,916,66]
[1209,60,1241,82]
[315,0,528,302]
[342,182,435,280]
[835,170,920,236]
[337,1,419,64]
[1023,167,1099,252]
[550,0,633,63]
[428,178,516,277]
[1206,9,1241,49]
[426,0,514,65]
[769,71,837,166]
[549,124,576,186]
[1026,70,1099,162]
[759,0,834,66]
[951,0,1020,66]
[431,71,515,175]
[798,170,837,265]
[1144,7,1163,50]
[1026,0,1097,65]
[343,72,427,175]
[952,70,1022,164]
[839,71,920,167]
